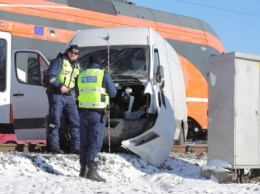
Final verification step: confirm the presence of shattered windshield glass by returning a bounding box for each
[78,46,149,80]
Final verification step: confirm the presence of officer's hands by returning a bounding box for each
[60,85,69,94]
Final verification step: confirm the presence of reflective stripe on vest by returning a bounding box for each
[79,88,106,93]
[57,59,80,89]
[77,68,109,109]
[78,102,107,109]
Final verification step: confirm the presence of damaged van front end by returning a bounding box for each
[68,27,187,166]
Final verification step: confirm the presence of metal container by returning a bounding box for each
[208,52,260,168]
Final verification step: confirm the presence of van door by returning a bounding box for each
[0,31,11,124]
[11,49,49,141]
[122,47,176,167]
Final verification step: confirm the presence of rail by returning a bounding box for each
[172,144,207,154]
[0,144,46,152]
[0,144,208,154]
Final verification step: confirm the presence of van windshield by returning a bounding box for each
[78,46,149,80]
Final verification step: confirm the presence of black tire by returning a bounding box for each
[186,117,207,142]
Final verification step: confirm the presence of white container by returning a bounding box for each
[208,52,260,168]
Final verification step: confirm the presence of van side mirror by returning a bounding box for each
[156,65,164,83]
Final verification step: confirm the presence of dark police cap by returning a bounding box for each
[68,44,79,54]
[89,54,101,64]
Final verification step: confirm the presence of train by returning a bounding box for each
[0,0,225,146]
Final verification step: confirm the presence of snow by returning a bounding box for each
[0,151,260,194]
[202,159,232,172]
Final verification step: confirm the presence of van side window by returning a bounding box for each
[153,49,160,79]
[39,56,49,85]
[15,52,48,86]
[0,39,7,91]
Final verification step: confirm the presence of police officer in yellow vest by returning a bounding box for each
[76,54,117,182]
[44,45,81,154]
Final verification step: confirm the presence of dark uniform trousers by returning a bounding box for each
[79,109,105,167]
[47,92,80,150]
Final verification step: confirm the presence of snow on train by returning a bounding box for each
[0,0,225,156]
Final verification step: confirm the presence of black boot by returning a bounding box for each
[71,149,80,154]
[87,165,106,182]
[79,165,88,178]
[51,149,64,154]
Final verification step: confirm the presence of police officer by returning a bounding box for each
[76,54,117,182]
[44,45,81,154]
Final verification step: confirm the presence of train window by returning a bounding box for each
[0,39,7,91]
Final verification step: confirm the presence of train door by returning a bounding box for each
[11,49,49,141]
[0,31,11,124]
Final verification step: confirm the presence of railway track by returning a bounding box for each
[0,143,208,154]
[0,144,46,153]
[173,144,207,154]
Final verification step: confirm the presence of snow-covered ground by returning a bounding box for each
[0,151,260,194]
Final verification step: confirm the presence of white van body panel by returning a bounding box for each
[164,42,188,139]
[68,28,149,48]
[148,28,187,141]
[69,27,187,166]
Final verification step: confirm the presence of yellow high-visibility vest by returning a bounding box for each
[57,59,80,89]
[77,68,109,109]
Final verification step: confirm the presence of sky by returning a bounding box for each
[1,151,260,194]
[131,0,260,56]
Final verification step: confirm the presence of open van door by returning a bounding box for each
[11,49,49,142]
[0,31,11,124]
[0,32,49,143]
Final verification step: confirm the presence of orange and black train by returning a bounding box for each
[0,0,225,139]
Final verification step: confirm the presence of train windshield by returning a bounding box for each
[78,46,149,80]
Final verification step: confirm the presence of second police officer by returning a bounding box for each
[76,54,117,182]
